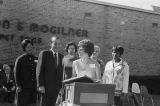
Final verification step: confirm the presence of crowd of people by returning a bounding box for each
[0,36,132,106]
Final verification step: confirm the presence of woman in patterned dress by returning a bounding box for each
[102,45,129,106]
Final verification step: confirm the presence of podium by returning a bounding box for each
[63,76,115,106]
[63,76,95,84]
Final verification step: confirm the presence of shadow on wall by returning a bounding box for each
[129,76,160,94]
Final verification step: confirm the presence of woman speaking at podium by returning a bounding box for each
[72,39,100,82]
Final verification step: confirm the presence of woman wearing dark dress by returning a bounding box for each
[14,39,38,106]
[63,42,78,79]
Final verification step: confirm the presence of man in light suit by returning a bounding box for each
[36,36,64,106]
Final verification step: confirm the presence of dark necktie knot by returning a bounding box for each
[54,53,58,67]
[54,53,57,57]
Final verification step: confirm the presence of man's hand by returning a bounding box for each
[11,86,16,91]
[3,86,8,92]
[38,86,45,93]
[16,86,22,93]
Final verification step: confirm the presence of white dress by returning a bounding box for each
[72,59,100,81]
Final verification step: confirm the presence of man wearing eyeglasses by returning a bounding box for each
[36,36,64,106]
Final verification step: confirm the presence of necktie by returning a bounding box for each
[54,53,57,67]
[7,74,9,83]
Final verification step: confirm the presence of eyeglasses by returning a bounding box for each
[5,68,10,71]
[68,48,75,50]
[94,50,99,53]
[78,48,85,51]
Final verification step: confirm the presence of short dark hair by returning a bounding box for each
[112,45,124,55]
[21,39,33,52]
[78,39,94,57]
[65,42,77,53]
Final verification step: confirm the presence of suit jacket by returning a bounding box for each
[36,50,64,95]
[0,70,15,92]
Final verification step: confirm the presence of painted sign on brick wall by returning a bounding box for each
[0,18,89,64]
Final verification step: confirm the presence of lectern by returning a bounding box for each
[64,77,115,106]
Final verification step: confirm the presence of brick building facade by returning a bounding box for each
[1,0,160,76]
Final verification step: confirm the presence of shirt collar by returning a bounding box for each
[112,58,123,65]
[50,49,58,55]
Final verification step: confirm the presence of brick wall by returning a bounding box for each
[0,0,160,75]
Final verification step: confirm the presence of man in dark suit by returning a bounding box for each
[14,39,38,106]
[36,36,64,106]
